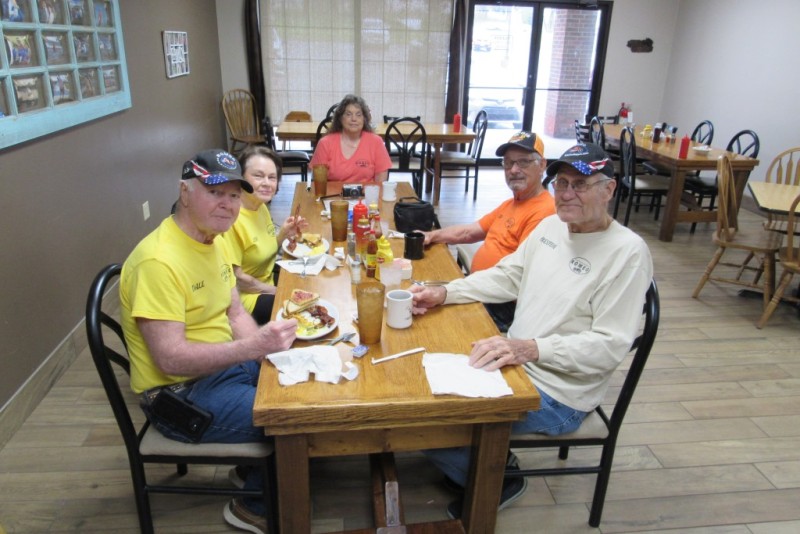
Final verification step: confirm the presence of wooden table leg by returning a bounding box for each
[461,422,512,534]
[275,434,311,533]
[659,169,687,242]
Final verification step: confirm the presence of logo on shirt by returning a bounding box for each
[220,263,232,283]
[569,257,591,275]
[192,280,205,292]
[539,236,557,249]
[355,159,370,168]
[505,216,515,229]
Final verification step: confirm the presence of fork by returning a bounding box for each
[301,256,309,277]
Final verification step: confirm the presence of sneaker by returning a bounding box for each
[223,498,266,534]
[228,465,249,489]
[445,475,528,520]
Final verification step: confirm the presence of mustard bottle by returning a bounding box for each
[375,235,394,281]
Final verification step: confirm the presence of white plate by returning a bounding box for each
[692,145,712,154]
[276,298,339,340]
[282,237,330,258]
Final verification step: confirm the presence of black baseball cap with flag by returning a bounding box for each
[181,149,253,193]
[546,143,615,179]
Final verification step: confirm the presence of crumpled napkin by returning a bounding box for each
[386,229,406,239]
[422,353,513,397]
[267,346,359,386]
[276,254,341,276]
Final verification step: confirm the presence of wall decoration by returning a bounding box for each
[0,0,130,149]
[627,38,654,53]
[162,30,189,79]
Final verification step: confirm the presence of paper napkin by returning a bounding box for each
[422,353,513,398]
[267,346,359,386]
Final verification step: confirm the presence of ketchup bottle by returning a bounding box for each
[453,113,462,132]
[352,199,368,228]
[618,102,628,122]
[679,135,690,159]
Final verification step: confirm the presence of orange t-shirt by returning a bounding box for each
[471,190,556,272]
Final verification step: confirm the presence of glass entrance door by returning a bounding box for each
[466,3,608,159]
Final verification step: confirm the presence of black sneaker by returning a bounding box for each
[446,475,527,519]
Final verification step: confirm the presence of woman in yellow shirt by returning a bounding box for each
[224,146,307,323]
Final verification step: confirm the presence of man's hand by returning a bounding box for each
[256,319,298,355]
[408,285,447,314]
[468,336,539,371]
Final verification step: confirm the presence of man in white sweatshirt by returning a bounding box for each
[410,142,654,519]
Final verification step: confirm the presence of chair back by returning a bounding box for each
[606,280,660,432]
[619,126,638,186]
[726,129,760,159]
[262,116,278,150]
[715,154,739,240]
[284,110,312,122]
[325,103,339,119]
[764,147,800,185]
[590,116,606,148]
[384,117,428,172]
[691,120,714,145]
[313,117,333,148]
[470,110,489,159]
[85,264,142,461]
[575,120,592,143]
[222,89,261,139]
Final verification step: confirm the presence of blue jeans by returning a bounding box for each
[424,387,589,487]
[147,360,269,515]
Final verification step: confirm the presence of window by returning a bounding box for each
[0,0,130,149]
[263,0,452,123]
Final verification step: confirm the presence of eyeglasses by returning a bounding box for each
[502,158,539,170]
[552,177,611,193]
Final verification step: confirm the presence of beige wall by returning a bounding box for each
[0,0,227,438]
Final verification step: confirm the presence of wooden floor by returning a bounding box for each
[2,169,800,533]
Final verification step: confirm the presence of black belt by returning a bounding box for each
[141,379,197,404]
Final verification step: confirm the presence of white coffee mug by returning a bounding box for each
[382,181,397,202]
[386,289,413,329]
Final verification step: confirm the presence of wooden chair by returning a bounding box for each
[439,110,489,200]
[692,155,782,311]
[86,264,278,534]
[507,280,660,528]
[384,117,431,196]
[221,88,265,156]
[757,190,800,328]
[762,147,800,233]
[612,126,670,226]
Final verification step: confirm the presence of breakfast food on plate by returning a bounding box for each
[286,232,325,254]
[281,289,336,337]
[283,289,319,316]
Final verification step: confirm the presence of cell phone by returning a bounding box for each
[148,388,213,442]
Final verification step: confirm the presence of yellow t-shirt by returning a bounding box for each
[120,216,236,393]
[222,203,278,313]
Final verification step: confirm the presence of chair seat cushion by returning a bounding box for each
[439,150,476,165]
[277,150,310,162]
[627,175,670,192]
[511,410,610,441]
[140,426,273,458]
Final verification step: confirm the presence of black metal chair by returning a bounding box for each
[685,129,760,231]
[574,120,592,143]
[313,116,333,149]
[613,126,670,226]
[86,264,277,534]
[384,117,431,196]
[262,116,310,182]
[507,280,660,528]
[439,110,489,200]
[325,102,339,119]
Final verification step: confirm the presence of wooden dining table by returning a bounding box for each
[748,181,800,215]
[604,124,760,241]
[276,121,476,207]
[253,181,539,533]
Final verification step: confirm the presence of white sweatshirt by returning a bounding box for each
[445,215,654,412]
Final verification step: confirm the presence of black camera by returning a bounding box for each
[342,184,363,198]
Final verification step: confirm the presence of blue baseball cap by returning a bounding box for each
[181,149,253,193]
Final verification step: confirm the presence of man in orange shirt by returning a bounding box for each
[422,131,555,330]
